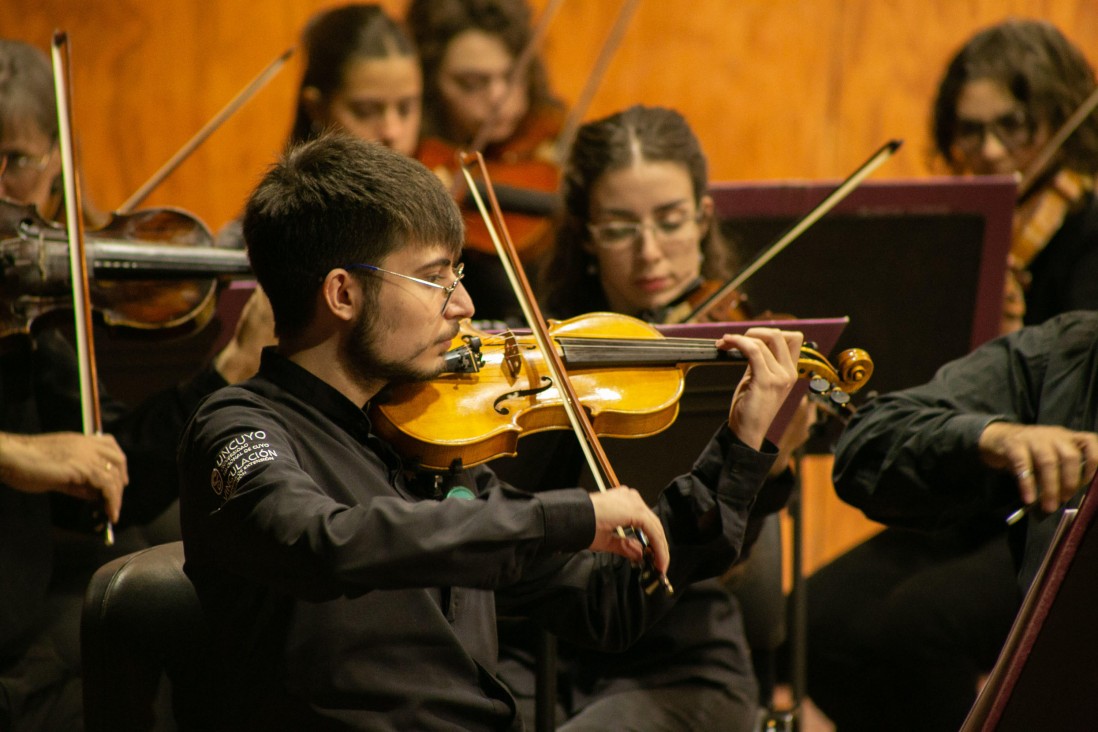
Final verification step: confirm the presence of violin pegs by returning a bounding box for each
[828,390,851,407]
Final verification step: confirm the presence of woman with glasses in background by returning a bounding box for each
[406,0,566,325]
[540,105,737,324]
[487,105,812,732]
[932,18,1098,334]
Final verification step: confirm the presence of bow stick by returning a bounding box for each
[553,0,640,161]
[52,30,112,545]
[459,151,672,595]
[683,139,902,323]
[1016,85,1098,201]
[117,46,294,214]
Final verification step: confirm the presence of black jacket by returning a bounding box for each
[178,348,776,731]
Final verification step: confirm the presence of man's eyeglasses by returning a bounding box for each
[587,208,704,251]
[0,150,52,185]
[953,110,1035,153]
[345,262,464,314]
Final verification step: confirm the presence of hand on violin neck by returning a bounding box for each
[587,486,669,575]
[720,328,803,451]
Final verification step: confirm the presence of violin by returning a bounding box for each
[371,312,873,471]
[0,198,251,339]
[662,278,753,325]
[997,85,1098,334]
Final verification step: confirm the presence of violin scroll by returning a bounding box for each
[797,345,874,407]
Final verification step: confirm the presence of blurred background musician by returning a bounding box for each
[801,18,1098,732]
[407,0,566,325]
[216,3,422,251]
[810,311,1098,732]
[488,105,814,732]
[0,37,271,732]
[931,18,1098,335]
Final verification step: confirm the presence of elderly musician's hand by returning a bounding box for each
[0,431,128,522]
[979,422,1098,513]
[588,486,669,574]
[719,327,803,451]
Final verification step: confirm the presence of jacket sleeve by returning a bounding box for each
[178,389,596,601]
[831,319,1063,530]
[33,329,228,527]
[492,423,776,651]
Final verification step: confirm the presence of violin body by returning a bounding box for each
[374,313,683,470]
[0,199,250,339]
[665,279,751,324]
[1006,168,1093,329]
[372,312,873,470]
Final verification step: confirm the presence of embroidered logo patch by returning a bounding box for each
[210,430,278,500]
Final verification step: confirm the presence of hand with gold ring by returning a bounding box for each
[0,431,128,522]
[979,422,1098,513]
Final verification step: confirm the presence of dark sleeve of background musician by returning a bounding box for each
[832,312,1098,531]
[35,329,228,527]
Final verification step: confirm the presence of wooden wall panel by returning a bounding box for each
[4,1,1095,572]
[5,1,1096,232]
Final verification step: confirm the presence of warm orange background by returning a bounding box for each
[5,0,1096,573]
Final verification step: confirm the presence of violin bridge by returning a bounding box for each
[501,330,521,382]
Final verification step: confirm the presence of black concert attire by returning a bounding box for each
[491,280,790,732]
[495,477,791,732]
[806,311,1098,732]
[0,330,226,732]
[177,347,777,731]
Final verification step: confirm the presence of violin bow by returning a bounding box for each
[459,151,672,595]
[51,31,112,545]
[117,46,294,214]
[683,139,902,324]
[1016,84,1098,201]
[553,0,640,162]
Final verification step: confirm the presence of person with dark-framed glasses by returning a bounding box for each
[932,18,1098,334]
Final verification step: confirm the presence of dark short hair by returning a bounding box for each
[932,18,1098,172]
[541,105,728,317]
[242,134,463,338]
[405,0,557,143]
[0,39,56,143]
[289,4,418,145]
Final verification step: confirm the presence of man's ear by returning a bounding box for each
[319,269,359,324]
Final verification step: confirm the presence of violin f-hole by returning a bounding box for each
[493,376,552,415]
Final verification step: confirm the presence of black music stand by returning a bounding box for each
[710,175,1015,398]
[961,477,1098,731]
[709,176,1016,724]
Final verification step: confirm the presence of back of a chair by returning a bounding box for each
[81,541,215,732]
[961,476,1098,731]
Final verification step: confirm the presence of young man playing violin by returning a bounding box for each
[177,133,804,731]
